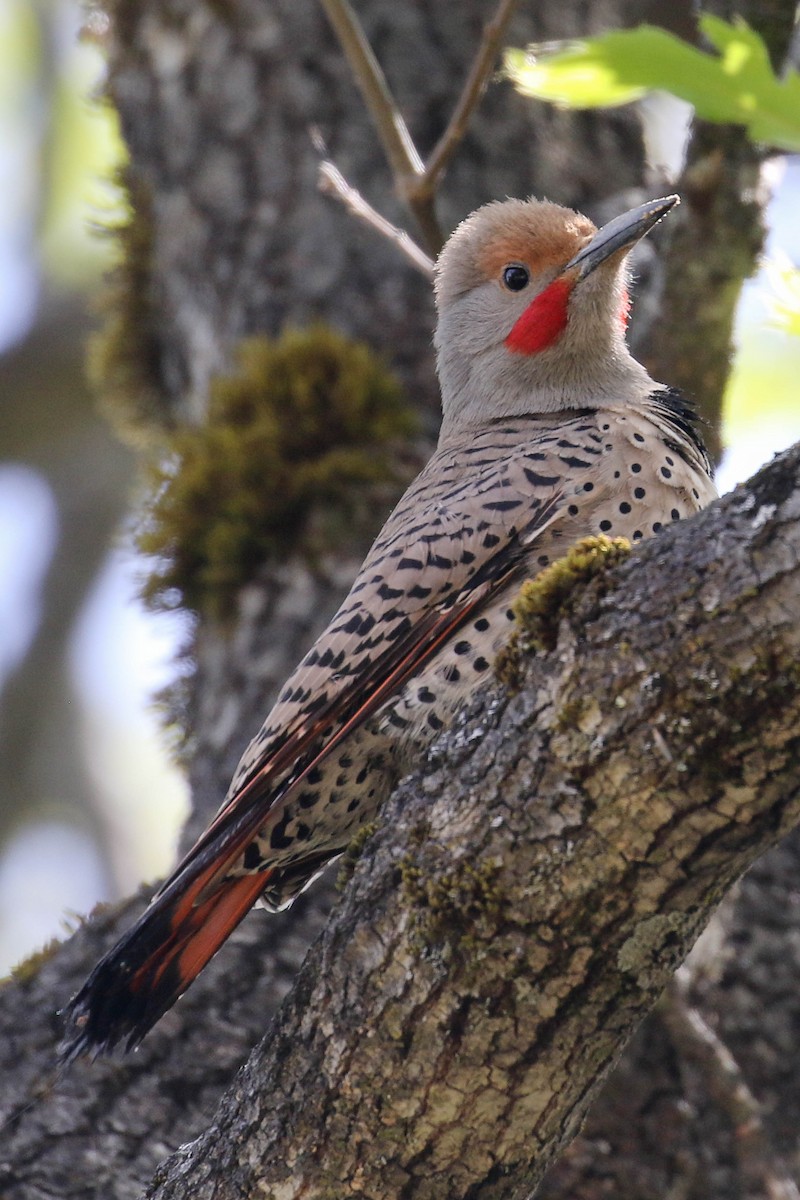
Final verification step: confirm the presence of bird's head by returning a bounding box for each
[433,194,678,437]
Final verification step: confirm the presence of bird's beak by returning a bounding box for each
[562,195,680,281]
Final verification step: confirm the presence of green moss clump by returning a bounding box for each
[138,326,414,620]
[7,936,63,986]
[87,166,168,442]
[400,855,504,952]
[336,820,380,890]
[496,536,632,685]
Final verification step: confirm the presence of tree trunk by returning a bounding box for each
[2,1,799,1197]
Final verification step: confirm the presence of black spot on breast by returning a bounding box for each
[297,789,318,810]
[473,657,489,672]
[634,487,646,499]
[454,640,471,655]
[474,618,489,632]
[599,519,612,532]
[620,501,631,514]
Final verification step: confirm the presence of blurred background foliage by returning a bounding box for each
[0,0,799,974]
[0,0,187,974]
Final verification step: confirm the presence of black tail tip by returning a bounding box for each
[57,994,145,1064]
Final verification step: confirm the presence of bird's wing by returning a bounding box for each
[168,467,566,897]
[223,435,569,799]
[61,448,567,1057]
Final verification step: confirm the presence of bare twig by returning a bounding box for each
[317,156,434,277]
[318,0,422,181]
[663,969,800,1200]
[423,0,521,194]
[319,0,519,256]
[318,0,444,252]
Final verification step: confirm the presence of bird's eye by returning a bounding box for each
[502,264,530,292]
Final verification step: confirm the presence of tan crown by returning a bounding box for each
[434,198,596,310]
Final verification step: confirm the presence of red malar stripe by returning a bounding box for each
[505,277,572,355]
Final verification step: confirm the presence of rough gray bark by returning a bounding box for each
[140,442,800,1200]
[3,1,799,1197]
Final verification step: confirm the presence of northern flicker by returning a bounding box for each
[61,193,716,1058]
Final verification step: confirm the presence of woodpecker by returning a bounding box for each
[61,193,716,1058]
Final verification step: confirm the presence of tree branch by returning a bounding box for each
[141,443,800,1199]
[320,0,522,256]
[318,0,440,250]
[422,0,521,198]
[316,148,435,277]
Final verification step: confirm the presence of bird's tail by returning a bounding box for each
[60,863,269,1059]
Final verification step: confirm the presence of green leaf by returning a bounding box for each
[505,17,800,151]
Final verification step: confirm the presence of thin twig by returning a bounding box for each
[663,969,800,1200]
[318,0,423,186]
[319,0,519,257]
[317,157,434,278]
[424,0,521,193]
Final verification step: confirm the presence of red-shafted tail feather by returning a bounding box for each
[59,495,563,1060]
[60,870,270,1060]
